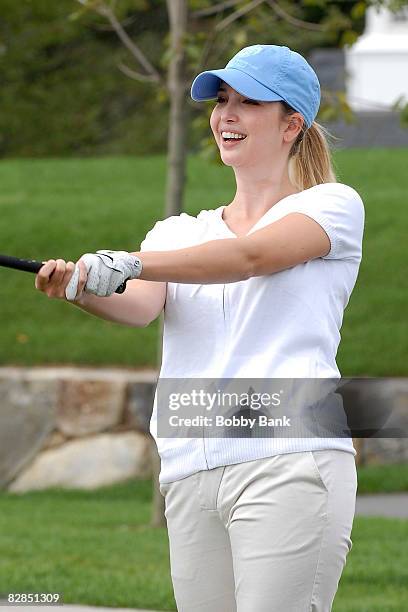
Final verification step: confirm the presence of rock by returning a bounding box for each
[0,378,57,488]
[124,382,156,433]
[57,379,126,436]
[41,430,68,450]
[8,432,153,492]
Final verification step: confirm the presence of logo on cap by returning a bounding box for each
[227,45,264,72]
[233,45,264,59]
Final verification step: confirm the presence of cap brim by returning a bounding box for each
[191,68,284,102]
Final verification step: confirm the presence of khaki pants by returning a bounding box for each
[159,450,357,612]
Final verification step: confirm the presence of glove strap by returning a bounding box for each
[131,255,143,279]
[116,255,143,294]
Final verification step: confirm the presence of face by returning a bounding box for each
[209,82,303,171]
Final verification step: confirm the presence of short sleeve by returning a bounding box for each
[140,219,173,252]
[286,182,365,261]
[139,212,208,252]
[139,214,190,252]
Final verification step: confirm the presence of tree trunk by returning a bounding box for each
[165,0,189,217]
[353,437,365,467]
[149,0,189,527]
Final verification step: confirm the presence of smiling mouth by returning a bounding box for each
[221,133,247,142]
[221,136,248,146]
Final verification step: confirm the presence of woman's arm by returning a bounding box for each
[35,212,329,318]
[132,237,251,285]
[135,212,330,284]
[35,259,166,327]
[74,279,166,327]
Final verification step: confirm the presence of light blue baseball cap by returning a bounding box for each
[191,44,321,129]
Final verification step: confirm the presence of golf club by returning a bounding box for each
[0,254,127,294]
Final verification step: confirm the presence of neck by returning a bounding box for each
[226,168,299,220]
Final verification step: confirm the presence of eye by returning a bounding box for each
[215,96,259,105]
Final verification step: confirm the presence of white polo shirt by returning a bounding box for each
[140,182,365,484]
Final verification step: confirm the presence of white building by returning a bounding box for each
[344,5,408,111]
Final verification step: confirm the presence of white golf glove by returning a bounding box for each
[65,250,143,301]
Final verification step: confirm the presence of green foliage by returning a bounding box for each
[0,0,371,158]
[183,31,206,72]
[400,103,408,128]
[370,0,408,11]
[341,28,361,47]
[301,0,327,8]
[0,0,168,157]
[351,1,367,19]
[319,90,356,123]
[233,29,249,48]
[392,97,408,128]
[188,0,213,11]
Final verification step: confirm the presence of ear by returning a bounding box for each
[283,114,304,144]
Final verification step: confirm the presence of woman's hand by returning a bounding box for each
[35,259,88,302]
[65,251,143,300]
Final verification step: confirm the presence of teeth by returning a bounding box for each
[222,131,246,139]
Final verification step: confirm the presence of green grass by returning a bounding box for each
[0,150,407,373]
[0,476,407,611]
[334,517,408,612]
[0,480,173,611]
[357,462,408,494]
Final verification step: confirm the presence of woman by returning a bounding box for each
[36,45,364,611]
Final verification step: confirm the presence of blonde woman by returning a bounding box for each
[36,45,364,612]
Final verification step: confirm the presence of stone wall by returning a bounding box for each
[0,368,406,492]
[0,367,157,492]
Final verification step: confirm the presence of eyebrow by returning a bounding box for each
[217,87,254,97]
[216,87,259,103]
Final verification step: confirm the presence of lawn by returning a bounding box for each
[0,150,406,374]
[356,461,408,494]
[0,475,407,612]
[1,153,406,612]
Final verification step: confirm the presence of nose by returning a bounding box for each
[220,98,240,121]
[222,96,239,113]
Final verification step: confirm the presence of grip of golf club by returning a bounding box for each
[115,281,127,294]
[0,254,127,295]
[0,254,43,273]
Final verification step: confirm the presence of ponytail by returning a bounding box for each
[280,101,339,191]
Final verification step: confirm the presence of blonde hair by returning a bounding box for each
[280,101,339,191]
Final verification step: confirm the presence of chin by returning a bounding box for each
[219,156,235,167]
[220,152,245,166]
